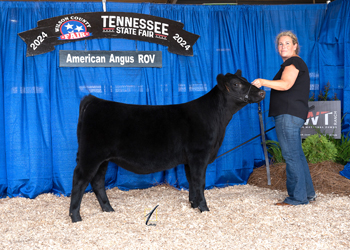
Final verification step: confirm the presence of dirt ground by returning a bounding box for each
[247,161,350,196]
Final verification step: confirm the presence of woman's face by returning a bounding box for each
[278,36,298,61]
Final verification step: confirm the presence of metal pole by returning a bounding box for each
[258,102,271,185]
[102,0,106,12]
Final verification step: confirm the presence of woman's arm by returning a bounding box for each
[252,64,299,91]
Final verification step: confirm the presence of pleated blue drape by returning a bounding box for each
[1,1,348,199]
[318,0,350,134]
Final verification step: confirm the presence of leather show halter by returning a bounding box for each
[225,75,253,103]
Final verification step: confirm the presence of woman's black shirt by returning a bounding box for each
[269,56,310,121]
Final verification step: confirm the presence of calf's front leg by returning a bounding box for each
[188,162,210,212]
[184,164,196,206]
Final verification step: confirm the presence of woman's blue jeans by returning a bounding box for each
[274,114,316,205]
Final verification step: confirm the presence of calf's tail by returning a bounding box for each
[76,94,95,163]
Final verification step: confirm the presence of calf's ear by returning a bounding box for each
[216,74,226,92]
[235,69,242,77]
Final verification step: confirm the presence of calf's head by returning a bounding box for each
[217,70,265,104]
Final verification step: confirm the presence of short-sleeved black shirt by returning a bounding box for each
[269,56,310,121]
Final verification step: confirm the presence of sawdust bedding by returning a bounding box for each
[0,162,349,250]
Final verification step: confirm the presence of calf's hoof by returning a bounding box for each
[198,204,210,212]
[70,214,82,223]
[190,202,198,209]
[102,206,115,212]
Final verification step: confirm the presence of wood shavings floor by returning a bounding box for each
[1,184,349,249]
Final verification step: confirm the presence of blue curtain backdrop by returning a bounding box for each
[318,0,350,134]
[0,0,348,198]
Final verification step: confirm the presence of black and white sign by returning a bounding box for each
[59,50,162,67]
[301,101,341,139]
[18,12,199,57]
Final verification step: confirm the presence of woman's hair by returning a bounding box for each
[276,31,300,55]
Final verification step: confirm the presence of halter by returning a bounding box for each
[226,75,253,104]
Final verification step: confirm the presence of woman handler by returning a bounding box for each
[252,31,316,206]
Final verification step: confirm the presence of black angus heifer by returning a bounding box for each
[69,70,265,222]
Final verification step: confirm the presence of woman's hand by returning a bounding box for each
[252,79,263,88]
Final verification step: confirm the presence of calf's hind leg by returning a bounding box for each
[69,165,91,222]
[90,161,114,212]
[69,159,102,223]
